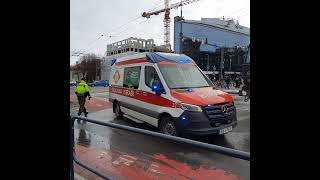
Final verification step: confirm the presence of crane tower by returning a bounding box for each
[142,0,201,51]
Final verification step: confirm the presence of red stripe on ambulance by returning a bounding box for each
[115,58,148,66]
[110,86,178,108]
[157,61,194,65]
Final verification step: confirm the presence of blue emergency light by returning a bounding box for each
[111,58,117,66]
[178,58,190,63]
[152,85,158,91]
[180,114,188,121]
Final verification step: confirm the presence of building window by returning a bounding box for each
[123,66,141,89]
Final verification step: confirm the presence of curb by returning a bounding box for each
[220,90,240,94]
[227,92,239,95]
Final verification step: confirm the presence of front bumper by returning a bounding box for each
[175,109,237,137]
[182,121,237,136]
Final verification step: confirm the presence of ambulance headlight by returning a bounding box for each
[179,103,202,112]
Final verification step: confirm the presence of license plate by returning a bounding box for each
[219,126,232,135]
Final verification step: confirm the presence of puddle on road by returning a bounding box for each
[74,125,111,150]
[71,97,250,179]
[73,123,250,180]
[75,144,246,180]
[149,153,244,180]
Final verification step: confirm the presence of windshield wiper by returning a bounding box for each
[171,85,210,89]
[195,85,211,88]
[171,87,191,89]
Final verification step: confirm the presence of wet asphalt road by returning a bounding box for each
[71,86,250,179]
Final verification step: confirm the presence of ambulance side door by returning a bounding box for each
[138,65,167,126]
[121,65,142,118]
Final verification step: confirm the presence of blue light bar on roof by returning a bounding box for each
[178,58,191,63]
[146,52,195,64]
[111,58,117,66]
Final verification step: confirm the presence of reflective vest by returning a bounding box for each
[75,80,90,96]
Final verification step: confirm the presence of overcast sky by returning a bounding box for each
[70,0,250,65]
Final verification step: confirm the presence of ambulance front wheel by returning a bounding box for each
[160,116,178,136]
[114,101,123,118]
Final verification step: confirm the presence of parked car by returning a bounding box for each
[89,80,109,87]
[70,80,77,86]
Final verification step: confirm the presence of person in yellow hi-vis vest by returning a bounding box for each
[75,78,91,117]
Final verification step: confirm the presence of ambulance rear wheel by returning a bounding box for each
[160,117,178,136]
[114,102,123,118]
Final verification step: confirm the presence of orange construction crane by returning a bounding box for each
[142,0,201,51]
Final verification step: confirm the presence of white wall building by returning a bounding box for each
[101,37,170,81]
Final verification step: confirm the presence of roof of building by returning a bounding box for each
[178,17,250,36]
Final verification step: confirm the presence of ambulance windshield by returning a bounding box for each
[158,64,213,89]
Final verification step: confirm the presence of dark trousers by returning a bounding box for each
[236,81,240,88]
[77,96,87,115]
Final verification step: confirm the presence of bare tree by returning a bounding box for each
[75,53,102,82]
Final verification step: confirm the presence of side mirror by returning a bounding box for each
[151,80,164,95]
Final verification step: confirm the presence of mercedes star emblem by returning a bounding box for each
[221,105,227,114]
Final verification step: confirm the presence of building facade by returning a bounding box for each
[174,16,250,79]
[101,52,140,81]
[101,37,170,80]
[105,37,170,56]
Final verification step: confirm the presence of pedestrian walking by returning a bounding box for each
[243,78,250,102]
[75,77,91,117]
[225,77,230,89]
[235,76,240,88]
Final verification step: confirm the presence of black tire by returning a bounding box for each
[159,116,178,136]
[113,101,123,118]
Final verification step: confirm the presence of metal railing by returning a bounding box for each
[70,115,250,180]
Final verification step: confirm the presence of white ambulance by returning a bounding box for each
[109,52,237,137]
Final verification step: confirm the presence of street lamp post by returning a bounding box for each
[220,47,224,80]
[198,40,223,80]
[179,0,183,54]
[213,65,216,80]
[229,55,232,72]
[206,54,210,72]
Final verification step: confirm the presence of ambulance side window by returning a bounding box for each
[145,66,160,88]
[123,66,141,89]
